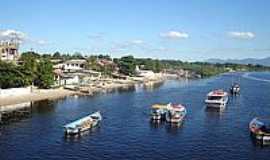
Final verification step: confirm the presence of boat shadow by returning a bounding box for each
[165,121,185,135]
[149,119,185,135]
[204,106,225,116]
[149,119,165,128]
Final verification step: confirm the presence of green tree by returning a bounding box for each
[0,61,26,88]
[73,52,84,59]
[35,59,54,88]
[117,56,136,75]
[53,51,61,59]
[20,51,40,61]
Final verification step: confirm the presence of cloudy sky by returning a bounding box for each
[0,0,269,61]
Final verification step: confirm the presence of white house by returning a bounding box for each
[135,66,155,78]
[63,59,87,71]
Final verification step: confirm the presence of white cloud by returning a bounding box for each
[160,31,189,39]
[228,31,255,39]
[130,40,144,44]
[0,29,51,46]
[0,29,27,43]
[36,40,48,45]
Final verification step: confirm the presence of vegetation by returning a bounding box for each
[1,51,270,89]
[0,52,54,89]
[114,56,136,76]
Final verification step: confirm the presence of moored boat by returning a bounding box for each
[150,104,168,120]
[205,89,228,109]
[166,104,187,123]
[64,111,102,135]
[249,117,270,145]
[230,83,240,95]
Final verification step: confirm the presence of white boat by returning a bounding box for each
[64,111,102,135]
[205,90,228,109]
[166,103,187,123]
[249,117,270,145]
[150,104,169,120]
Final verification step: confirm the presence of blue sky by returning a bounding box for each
[0,0,269,61]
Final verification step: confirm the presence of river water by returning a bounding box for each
[1,72,270,160]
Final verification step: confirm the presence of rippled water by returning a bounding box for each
[1,72,270,160]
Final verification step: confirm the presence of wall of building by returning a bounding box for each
[0,42,19,61]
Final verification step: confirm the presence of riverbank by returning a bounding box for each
[0,77,165,107]
[0,88,76,106]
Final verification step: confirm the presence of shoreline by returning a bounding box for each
[0,78,165,107]
[0,88,77,107]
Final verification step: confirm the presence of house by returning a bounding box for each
[53,69,81,86]
[135,66,155,78]
[63,59,87,71]
[53,68,101,86]
[0,41,19,61]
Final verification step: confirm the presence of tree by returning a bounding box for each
[73,52,84,59]
[20,51,40,61]
[42,54,52,59]
[117,56,136,75]
[0,61,26,88]
[98,54,111,60]
[35,59,54,89]
[22,55,39,83]
[53,51,61,58]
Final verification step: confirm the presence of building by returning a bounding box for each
[63,59,87,72]
[0,41,19,61]
[135,65,155,78]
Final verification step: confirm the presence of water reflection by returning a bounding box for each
[144,81,165,91]
[0,102,32,124]
[149,120,163,128]
[31,100,57,114]
[165,122,184,135]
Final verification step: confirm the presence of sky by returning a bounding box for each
[0,0,270,61]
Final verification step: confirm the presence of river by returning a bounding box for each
[1,72,270,160]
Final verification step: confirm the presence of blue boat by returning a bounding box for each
[64,111,102,135]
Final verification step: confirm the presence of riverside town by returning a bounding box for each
[1,1,270,160]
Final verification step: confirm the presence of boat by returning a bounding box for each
[166,104,187,123]
[150,104,168,120]
[205,89,229,109]
[64,111,102,135]
[249,117,270,144]
[230,83,240,95]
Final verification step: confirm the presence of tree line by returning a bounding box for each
[1,51,270,89]
[0,52,54,89]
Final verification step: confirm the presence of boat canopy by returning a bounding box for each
[169,104,186,112]
[208,90,227,97]
[151,104,168,110]
[250,118,270,135]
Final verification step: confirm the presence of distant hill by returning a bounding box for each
[206,57,270,66]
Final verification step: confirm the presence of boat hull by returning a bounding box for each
[205,97,228,109]
[64,111,102,136]
[250,132,270,145]
[249,118,270,145]
[165,107,187,124]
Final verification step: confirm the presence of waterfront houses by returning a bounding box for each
[53,59,102,87]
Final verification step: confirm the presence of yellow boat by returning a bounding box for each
[151,104,169,120]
